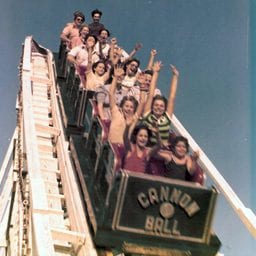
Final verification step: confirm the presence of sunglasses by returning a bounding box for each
[76,17,83,22]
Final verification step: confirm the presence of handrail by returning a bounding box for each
[171,114,256,238]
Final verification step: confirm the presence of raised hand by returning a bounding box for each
[170,64,179,77]
[152,61,163,73]
[150,49,157,56]
[191,150,199,161]
[134,42,143,51]
[114,65,124,79]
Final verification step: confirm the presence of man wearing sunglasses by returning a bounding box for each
[60,11,86,50]
[58,11,86,78]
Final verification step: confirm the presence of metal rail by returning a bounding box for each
[171,114,256,239]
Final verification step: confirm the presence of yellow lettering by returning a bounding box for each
[148,188,159,205]
[138,193,150,208]
[154,217,164,234]
[170,188,182,204]
[163,219,172,235]
[160,186,170,202]
[172,219,180,236]
[185,201,200,217]
[179,193,191,208]
[145,215,154,231]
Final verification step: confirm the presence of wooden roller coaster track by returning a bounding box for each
[0,36,255,256]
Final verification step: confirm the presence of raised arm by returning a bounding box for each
[102,64,111,83]
[126,42,143,61]
[109,38,121,65]
[147,122,162,160]
[146,49,157,70]
[143,61,162,114]
[109,66,124,109]
[85,43,94,74]
[166,65,179,117]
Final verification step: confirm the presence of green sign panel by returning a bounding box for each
[113,173,217,243]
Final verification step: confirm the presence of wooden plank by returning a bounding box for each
[51,228,86,246]
[37,132,53,140]
[38,144,53,153]
[32,96,50,103]
[31,76,51,85]
[41,168,60,175]
[33,91,48,97]
[33,106,51,112]
[32,84,48,91]
[42,171,58,182]
[33,107,50,115]
[40,158,58,170]
[33,208,63,216]
[44,182,60,195]
[34,112,51,119]
[47,197,63,212]
[37,137,52,145]
[35,123,60,136]
[32,99,50,106]
[47,194,65,200]
[32,81,48,88]
[49,214,67,230]
[32,73,49,80]
[35,119,51,126]
[33,104,51,113]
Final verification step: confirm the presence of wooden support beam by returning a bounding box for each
[31,76,51,85]
[33,208,63,216]
[51,228,86,246]
[35,123,60,136]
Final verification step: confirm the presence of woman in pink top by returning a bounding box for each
[122,123,161,173]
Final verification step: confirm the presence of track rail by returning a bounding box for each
[5,36,98,256]
[171,115,256,239]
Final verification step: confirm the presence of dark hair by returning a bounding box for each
[119,95,138,113]
[91,9,102,17]
[130,123,152,145]
[84,34,98,44]
[73,11,85,22]
[125,58,140,70]
[151,95,168,111]
[172,136,189,153]
[99,28,110,37]
[144,69,153,76]
[92,60,107,73]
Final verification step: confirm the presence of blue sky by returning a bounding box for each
[0,1,255,255]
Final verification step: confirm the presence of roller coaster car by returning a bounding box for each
[57,56,221,255]
[70,129,220,255]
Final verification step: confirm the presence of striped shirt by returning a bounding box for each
[143,111,171,145]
